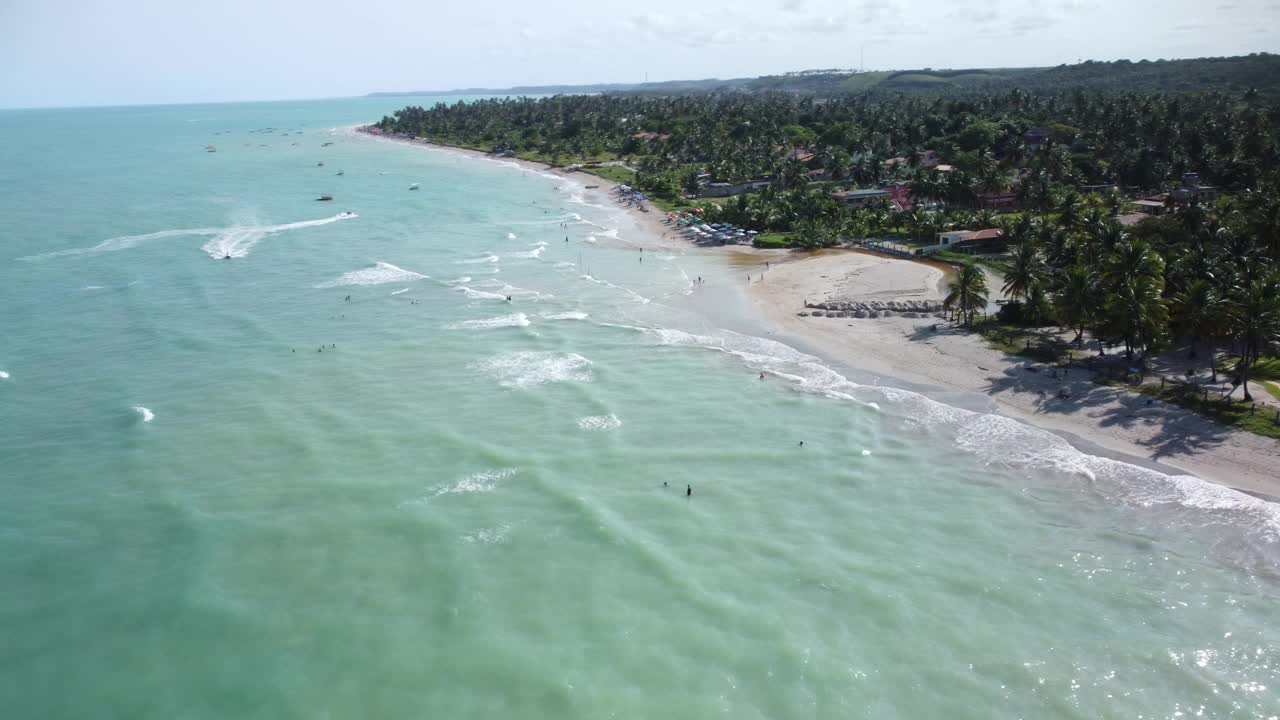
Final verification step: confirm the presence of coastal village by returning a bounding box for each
[369,77,1280,487]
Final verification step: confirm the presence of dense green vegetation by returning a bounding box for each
[370,53,1280,98]
[375,57,1280,410]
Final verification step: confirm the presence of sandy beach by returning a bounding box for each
[747,250,1280,498]
[361,127,1279,498]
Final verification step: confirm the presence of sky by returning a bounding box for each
[1,0,1278,108]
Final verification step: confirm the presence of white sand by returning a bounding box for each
[750,251,1280,498]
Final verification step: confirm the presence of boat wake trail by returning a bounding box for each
[19,213,358,261]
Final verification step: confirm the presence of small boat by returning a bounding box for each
[317,161,325,167]
[316,195,333,201]
[336,171,344,176]
[206,145,217,152]
[409,183,420,191]
[322,142,334,147]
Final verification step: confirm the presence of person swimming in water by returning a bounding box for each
[506,295,512,302]
[224,253,231,260]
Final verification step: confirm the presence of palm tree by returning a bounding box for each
[945,263,990,327]
[1225,270,1280,402]
[1103,239,1169,362]
[1054,262,1099,346]
[1170,279,1219,361]
[1057,191,1084,230]
[1002,241,1046,303]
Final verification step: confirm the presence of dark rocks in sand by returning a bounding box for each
[798,311,810,317]
[811,310,825,317]
[810,298,945,318]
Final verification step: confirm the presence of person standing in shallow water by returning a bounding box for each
[687,485,692,497]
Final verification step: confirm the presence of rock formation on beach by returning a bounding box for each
[800,299,945,319]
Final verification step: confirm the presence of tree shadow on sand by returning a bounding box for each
[981,355,1237,462]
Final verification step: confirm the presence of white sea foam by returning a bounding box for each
[474,351,593,388]
[19,213,358,261]
[541,311,589,320]
[531,241,549,247]
[586,235,598,243]
[456,253,500,264]
[470,280,553,301]
[447,313,530,330]
[505,246,545,259]
[507,232,518,240]
[390,288,410,295]
[316,262,426,288]
[458,287,508,301]
[0,370,10,380]
[580,274,649,304]
[613,319,1280,561]
[436,467,517,496]
[462,524,512,544]
[132,406,154,422]
[862,449,872,456]
[400,468,520,507]
[577,414,622,431]
[446,276,472,285]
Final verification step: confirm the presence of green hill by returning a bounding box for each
[368,53,1280,99]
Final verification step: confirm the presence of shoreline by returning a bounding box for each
[357,127,1279,500]
[748,252,1280,499]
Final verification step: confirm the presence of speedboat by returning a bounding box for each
[317,195,333,201]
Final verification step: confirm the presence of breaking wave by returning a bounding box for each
[456,253,500,265]
[505,246,545,259]
[457,287,508,301]
[132,406,155,422]
[610,320,1280,570]
[577,414,621,431]
[473,351,593,388]
[446,313,530,330]
[400,469,518,508]
[316,262,426,288]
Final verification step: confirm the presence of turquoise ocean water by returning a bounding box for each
[1,98,1278,718]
